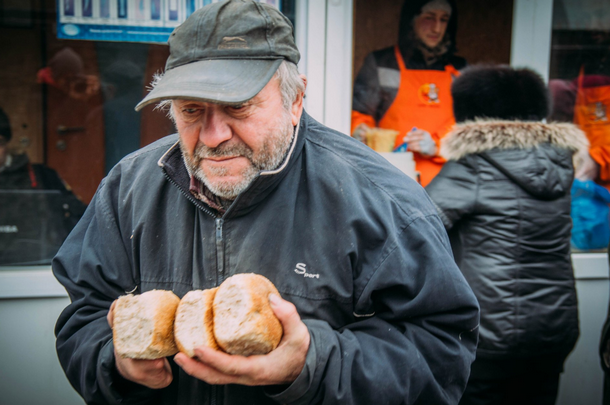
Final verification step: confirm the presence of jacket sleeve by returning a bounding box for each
[352,53,382,133]
[52,180,158,405]
[268,213,480,405]
[425,159,479,230]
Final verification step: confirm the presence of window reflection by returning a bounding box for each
[351,0,513,187]
[0,0,296,267]
[549,0,610,252]
[0,107,86,266]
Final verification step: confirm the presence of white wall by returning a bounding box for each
[558,253,609,405]
[510,0,554,82]
[297,0,353,135]
[0,294,84,405]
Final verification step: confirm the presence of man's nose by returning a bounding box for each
[199,108,232,148]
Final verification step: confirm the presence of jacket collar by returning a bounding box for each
[158,111,309,218]
[440,119,588,161]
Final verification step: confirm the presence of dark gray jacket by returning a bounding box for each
[426,119,587,362]
[53,111,479,405]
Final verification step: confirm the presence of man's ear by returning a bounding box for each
[290,75,308,126]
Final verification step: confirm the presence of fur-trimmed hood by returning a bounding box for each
[440,119,589,200]
[441,119,588,161]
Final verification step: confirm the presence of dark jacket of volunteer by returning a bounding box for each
[351,0,465,186]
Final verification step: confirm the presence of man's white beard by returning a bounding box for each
[181,110,294,200]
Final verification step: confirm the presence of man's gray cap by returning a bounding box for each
[135,0,300,111]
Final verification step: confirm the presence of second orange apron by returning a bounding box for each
[574,68,610,189]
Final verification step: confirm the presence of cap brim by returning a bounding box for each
[135,58,282,111]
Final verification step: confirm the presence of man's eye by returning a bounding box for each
[229,105,245,111]
[182,108,199,114]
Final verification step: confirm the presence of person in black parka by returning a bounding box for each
[426,65,588,405]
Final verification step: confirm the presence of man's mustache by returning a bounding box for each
[193,141,253,160]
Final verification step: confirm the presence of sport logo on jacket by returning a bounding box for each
[294,263,320,279]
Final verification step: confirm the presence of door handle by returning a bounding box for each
[57,125,85,135]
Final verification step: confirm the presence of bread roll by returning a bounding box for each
[365,128,399,152]
[112,290,180,359]
[213,273,283,356]
[174,288,219,357]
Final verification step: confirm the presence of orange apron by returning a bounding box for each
[352,46,458,186]
[574,69,610,189]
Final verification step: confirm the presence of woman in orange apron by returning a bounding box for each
[351,0,464,186]
[573,69,610,189]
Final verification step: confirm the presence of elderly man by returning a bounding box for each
[53,1,479,404]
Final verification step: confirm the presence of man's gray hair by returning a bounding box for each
[153,60,304,119]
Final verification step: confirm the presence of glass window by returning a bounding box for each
[351,0,513,185]
[549,0,610,253]
[0,0,295,267]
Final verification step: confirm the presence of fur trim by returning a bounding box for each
[440,119,589,161]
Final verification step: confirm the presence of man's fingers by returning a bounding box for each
[268,294,301,333]
[175,351,249,385]
[132,358,173,389]
[115,355,173,389]
[194,347,261,378]
[146,358,173,389]
[107,300,116,328]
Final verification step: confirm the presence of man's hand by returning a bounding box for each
[173,294,310,386]
[404,128,437,156]
[107,300,173,389]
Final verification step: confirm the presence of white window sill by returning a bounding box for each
[0,253,607,299]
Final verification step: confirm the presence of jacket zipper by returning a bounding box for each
[161,171,217,218]
[162,171,220,405]
[216,218,225,283]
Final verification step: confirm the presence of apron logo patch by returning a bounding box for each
[587,102,608,122]
[418,83,440,104]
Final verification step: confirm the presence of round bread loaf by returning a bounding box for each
[213,273,283,356]
[112,289,180,359]
[174,288,219,357]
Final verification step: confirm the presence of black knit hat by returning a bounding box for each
[0,108,11,142]
[451,64,550,123]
